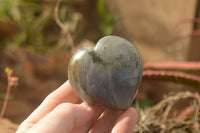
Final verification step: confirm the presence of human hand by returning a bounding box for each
[16,81,137,133]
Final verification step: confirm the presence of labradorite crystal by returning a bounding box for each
[68,36,143,110]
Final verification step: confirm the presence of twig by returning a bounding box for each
[134,92,200,133]
[171,29,200,43]
[54,0,75,53]
[193,100,200,131]
[171,18,200,43]
[54,0,67,31]
[173,18,200,30]
[0,67,18,123]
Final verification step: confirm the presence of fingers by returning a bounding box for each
[27,102,103,133]
[89,109,122,133]
[16,80,138,133]
[27,81,79,121]
[17,81,79,133]
[72,103,104,132]
[27,103,75,133]
[89,107,137,133]
[112,107,138,133]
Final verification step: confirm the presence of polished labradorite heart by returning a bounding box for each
[68,36,143,110]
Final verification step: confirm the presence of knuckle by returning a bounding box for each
[54,103,74,117]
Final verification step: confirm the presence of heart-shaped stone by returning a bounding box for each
[68,36,143,110]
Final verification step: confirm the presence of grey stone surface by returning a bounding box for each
[68,36,143,110]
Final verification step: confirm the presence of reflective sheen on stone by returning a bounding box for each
[68,36,143,110]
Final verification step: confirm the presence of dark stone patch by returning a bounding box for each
[88,51,105,64]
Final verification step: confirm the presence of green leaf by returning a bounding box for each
[96,0,119,36]
[96,0,106,19]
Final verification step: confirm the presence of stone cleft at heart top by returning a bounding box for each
[68,36,143,110]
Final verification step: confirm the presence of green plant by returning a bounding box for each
[134,98,153,110]
[0,0,20,21]
[96,0,118,36]
[143,62,200,88]
[0,0,52,51]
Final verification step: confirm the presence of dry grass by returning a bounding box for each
[134,91,200,133]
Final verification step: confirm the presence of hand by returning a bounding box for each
[16,81,137,133]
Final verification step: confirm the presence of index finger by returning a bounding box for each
[24,80,79,123]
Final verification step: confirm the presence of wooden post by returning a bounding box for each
[188,0,200,61]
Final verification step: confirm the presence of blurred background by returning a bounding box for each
[0,0,200,132]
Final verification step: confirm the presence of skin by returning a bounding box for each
[16,81,137,133]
